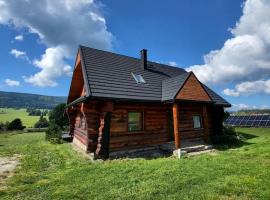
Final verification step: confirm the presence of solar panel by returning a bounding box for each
[226,116,233,124]
[259,121,267,126]
[224,114,270,127]
[253,121,260,126]
[239,116,249,126]
[246,121,253,126]
[249,116,256,120]
[234,120,241,126]
[251,115,259,126]
[262,115,269,120]
[256,115,263,121]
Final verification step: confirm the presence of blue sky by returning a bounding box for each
[0,0,269,110]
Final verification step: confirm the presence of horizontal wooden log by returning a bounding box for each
[74,131,88,145]
[110,129,167,136]
[110,138,168,151]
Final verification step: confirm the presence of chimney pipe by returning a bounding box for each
[140,49,147,70]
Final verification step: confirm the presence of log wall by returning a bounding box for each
[177,102,214,142]
[82,101,100,152]
[73,110,87,142]
[109,102,170,151]
[70,101,100,152]
[69,100,223,154]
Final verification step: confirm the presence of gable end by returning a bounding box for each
[67,49,91,105]
[175,72,212,102]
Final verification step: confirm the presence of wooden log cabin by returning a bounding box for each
[66,45,231,159]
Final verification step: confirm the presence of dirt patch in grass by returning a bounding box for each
[0,154,21,190]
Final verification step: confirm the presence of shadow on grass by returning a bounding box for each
[109,148,173,160]
[214,132,257,151]
[238,132,258,140]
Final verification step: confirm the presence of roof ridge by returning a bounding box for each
[79,45,185,71]
[162,71,191,82]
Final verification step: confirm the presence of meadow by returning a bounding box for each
[0,108,44,128]
[0,128,270,199]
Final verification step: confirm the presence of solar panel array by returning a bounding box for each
[224,114,270,127]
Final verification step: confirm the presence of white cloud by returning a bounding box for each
[168,61,178,67]
[223,79,270,96]
[227,103,270,111]
[0,0,112,55]
[23,46,72,87]
[10,49,25,58]
[223,88,239,97]
[0,0,113,87]
[234,103,256,110]
[186,0,270,90]
[14,34,23,41]
[10,49,29,62]
[5,78,20,87]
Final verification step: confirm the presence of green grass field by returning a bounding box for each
[0,128,270,199]
[0,108,42,128]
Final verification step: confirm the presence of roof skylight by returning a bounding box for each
[131,72,146,84]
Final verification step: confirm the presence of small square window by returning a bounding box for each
[193,115,202,129]
[131,73,146,84]
[128,112,143,131]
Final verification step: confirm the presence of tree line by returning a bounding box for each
[0,91,66,109]
[0,104,69,137]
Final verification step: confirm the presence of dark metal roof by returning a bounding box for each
[78,45,230,106]
[162,72,191,101]
[202,85,231,106]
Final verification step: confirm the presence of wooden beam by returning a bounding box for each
[100,101,114,112]
[94,112,112,159]
[173,103,180,149]
[203,104,210,143]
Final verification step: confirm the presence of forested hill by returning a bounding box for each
[0,91,66,109]
[230,109,270,115]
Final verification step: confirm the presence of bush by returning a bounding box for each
[45,122,62,143]
[0,122,4,131]
[7,118,25,130]
[26,128,48,132]
[34,116,49,128]
[45,103,69,143]
[49,103,69,129]
[211,126,243,145]
[26,108,42,116]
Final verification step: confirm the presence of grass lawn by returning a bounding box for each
[0,108,44,128]
[0,128,270,199]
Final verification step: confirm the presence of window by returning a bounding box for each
[128,112,143,131]
[131,72,146,84]
[193,115,202,129]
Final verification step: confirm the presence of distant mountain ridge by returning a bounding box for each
[0,91,66,109]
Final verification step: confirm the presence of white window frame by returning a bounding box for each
[193,115,203,129]
[131,72,146,84]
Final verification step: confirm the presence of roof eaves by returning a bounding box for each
[214,101,231,107]
[202,84,231,107]
[78,45,92,97]
[66,96,88,107]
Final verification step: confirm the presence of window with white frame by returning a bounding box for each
[131,72,146,84]
[193,115,202,129]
